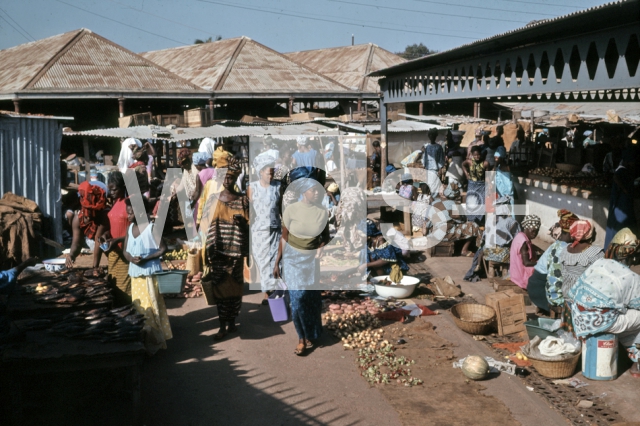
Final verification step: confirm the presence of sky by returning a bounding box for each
[0,0,607,55]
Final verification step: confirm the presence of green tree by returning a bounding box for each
[396,43,437,60]
[194,35,223,44]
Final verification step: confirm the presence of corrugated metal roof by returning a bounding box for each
[0,29,207,96]
[497,102,640,124]
[400,113,490,125]
[0,115,64,243]
[0,110,73,120]
[65,123,342,141]
[286,43,405,93]
[371,0,638,77]
[142,36,354,94]
[323,119,448,133]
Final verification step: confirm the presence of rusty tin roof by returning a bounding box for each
[286,43,405,93]
[0,29,207,98]
[142,36,356,97]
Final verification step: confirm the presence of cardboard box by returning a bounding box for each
[429,241,455,257]
[485,290,527,336]
[490,278,532,305]
[290,111,325,121]
[184,108,212,128]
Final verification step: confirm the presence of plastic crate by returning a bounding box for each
[156,271,188,294]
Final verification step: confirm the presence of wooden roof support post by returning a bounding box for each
[288,97,295,117]
[357,98,362,112]
[380,100,388,184]
[12,98,20,113]
[209,98,215,121]
[418,102,423,116]
[118,97,125,118]
[82,137,91,175]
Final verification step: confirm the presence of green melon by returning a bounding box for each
[462,355,490,380]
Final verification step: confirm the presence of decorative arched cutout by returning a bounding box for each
[515,57,524,87]
[503,58,512,88]
[604,38,619,78]
[526,53,536,86]
[569,45,581,81]
[553,48,565,83]
[585,42,599,80]
[539,51,550,84]
[625,33,640,77]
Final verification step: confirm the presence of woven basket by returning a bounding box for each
[450,303,496,335]
[528,351,581,379]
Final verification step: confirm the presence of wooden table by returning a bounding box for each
[1,323,145,426]
[7,270,112,320]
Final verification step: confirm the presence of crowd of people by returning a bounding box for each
[34,125,640,372]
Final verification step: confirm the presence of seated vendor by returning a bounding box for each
[568,229,640,377]
[358,220,409,277]
[396,173,417,201]
[482,196,521,264]
[424,190,482,257]
[509,215,541,289]
[1,257,39,338]
[527,210,578,314]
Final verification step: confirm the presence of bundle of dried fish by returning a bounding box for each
[44,305,144,342]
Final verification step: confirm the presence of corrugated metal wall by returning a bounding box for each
[0,116,62,243]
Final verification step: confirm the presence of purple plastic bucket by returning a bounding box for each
[268,292,289,322]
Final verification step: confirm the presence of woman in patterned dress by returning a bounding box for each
[200,158,250,341]
[247,153,281,304]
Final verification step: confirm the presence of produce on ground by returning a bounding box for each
[357,344,423,387]
[461,355,490,381]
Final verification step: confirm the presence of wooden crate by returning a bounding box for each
[291,111,325,121]
[485,290,527,336]
[156,114,184,126]
[184,108,212,128]
[429,241,455,257]
[490,278,531,305]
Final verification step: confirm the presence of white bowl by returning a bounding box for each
[43,258,67,273]
[371,275,419,299]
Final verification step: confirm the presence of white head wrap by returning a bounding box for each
[116,138,142,173]
[199,137,216,157]
[583,130,593,137]
[253,153,276,173]
[296,136,307,146]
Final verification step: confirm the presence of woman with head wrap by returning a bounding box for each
[129,146,152,197]
[494,146,515,217]
[411,183,432,234]
[463,146,490,225]
[397,173,417,201]
[65,181,110,274]
[171,147,202,224]
[358,219,409,278]
[528,210,577,313]
[605,153,636,248]
[117,138,142,173]
[509,215,541,289]
[552,220,604,334]
[273,175,329,356]
[247,153,281,304]
[200,157,249,340]
[198,137,216,166]
[100,172,133,306]
[567,243,640,376]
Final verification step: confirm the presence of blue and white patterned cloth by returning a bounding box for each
[568,259,640,339]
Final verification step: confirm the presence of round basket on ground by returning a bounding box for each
[527,351,581,379]
[450,303,496,335]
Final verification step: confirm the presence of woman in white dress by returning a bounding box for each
[247,153,282,304]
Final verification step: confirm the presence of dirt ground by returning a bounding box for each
[372,319,517,426]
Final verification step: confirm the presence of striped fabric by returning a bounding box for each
[560,245,604,299]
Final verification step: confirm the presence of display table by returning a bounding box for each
[1,322,145,426]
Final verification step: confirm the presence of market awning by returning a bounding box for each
[497,102,640,125]
[64,122,345,141]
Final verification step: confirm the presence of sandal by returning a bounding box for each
[261,299,269,306]
[305,340,315,349]
[227,325,238,333]
[462,251,474,257]
[630,362,640,378]
[213,330,227,341]
[294,343,306,356]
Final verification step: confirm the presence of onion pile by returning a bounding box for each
[324,311,384,350]
[326,298,380,316]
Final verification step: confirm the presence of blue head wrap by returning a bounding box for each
[192,152,210,165]
[289,166,316,183]
[385,164,397,174]
[366,219,382,237]
[494,146,507,158]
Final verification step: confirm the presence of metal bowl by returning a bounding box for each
[43,258,67,273]
[371,275,419,299]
